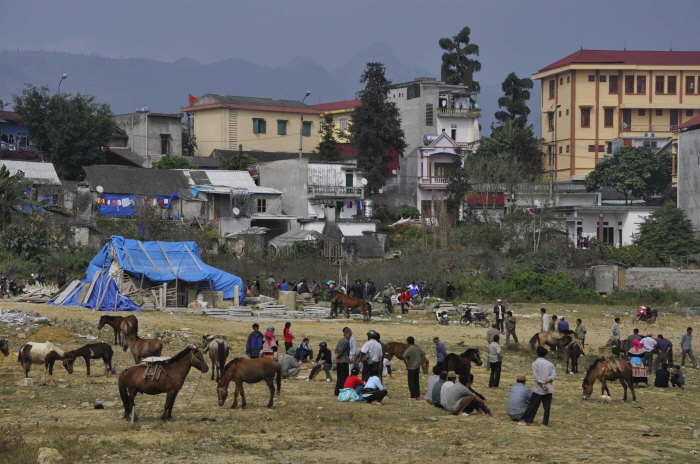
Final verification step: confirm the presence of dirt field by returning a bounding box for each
[1,301,700,463]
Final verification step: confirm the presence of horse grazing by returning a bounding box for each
[98,315,139,345]
[202,334,230,382]
[529,332,572,356]
[444,348,483,377]
[17,341,65,383]
[330,293,371,322]
[118,345,208,422]
[385,342,430,374]
[217,357,281,409]
[122,334,163,364]
[566,341,583,374]
[0,339,8,357]
[582,358,636,402]
[63,342,114,376]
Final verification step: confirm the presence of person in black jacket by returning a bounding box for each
[307,342,333,382]
[350,280,364,299]
[57,268,67,287]
[494,299,506,334]
[365,280,376,303]
[245,323,264,359]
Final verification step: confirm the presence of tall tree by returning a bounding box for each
[315,114,342,162]
[444,150,470,224]
[494,72,534,129]
[153,154,194,169]
[634,201,700,264]
[349,62,406,196]
[219,153,258,170]
[585,146,672,204]
[439,26,481,91]
[13,84,113,180]
[182,123,198,156]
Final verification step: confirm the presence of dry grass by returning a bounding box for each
[1,301,700,463]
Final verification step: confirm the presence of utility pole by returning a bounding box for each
[299,91,311,158]
[549,104,561,204]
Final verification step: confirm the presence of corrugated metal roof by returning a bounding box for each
[104,148,146,167]
[199,170,257,188]
[83,166,194,198]
[1,160,61,185]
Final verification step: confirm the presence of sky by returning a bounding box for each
[4,0,700,123]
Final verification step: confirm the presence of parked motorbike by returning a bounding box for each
[633,305,657,324]
[460,306,490,327]
[435,308,450,325]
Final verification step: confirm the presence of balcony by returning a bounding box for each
[307,185,364,199]
[420,176,449,188]
[437,108,481,118]
[621,124,673,132]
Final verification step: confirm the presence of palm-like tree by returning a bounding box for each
[439,27,482,91]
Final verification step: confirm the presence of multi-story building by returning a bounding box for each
[110,109,183,167]
[312,100,359,145]
[532,49,700,182]
[181,94,321,158]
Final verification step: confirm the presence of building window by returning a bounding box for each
[559,78,563,85]
[610,75,619,94]
[588,75,595,82]
[656,109,663,116]
[253,118,266,134]
[598,145,605,152]
[637,75,646,94]
[558,111,562,117]
[566,145,570,153]
[668,76,677,94]
[160,134,171,155]
[600,75,607,82]
[588,145,595,152]
[686,76,695,94]
[549,80,555,98]
[687,109,694,117]
[655,76,665,94]
[256,198,267,213]
[581,108,591,127]
[302,121,312,137]
[638,109,646,116]
[565,109,569,116]
[338,116,349,132]
[277,120,287,135]
[624,75,634,93]
[604,108,614,127]
[670,109,679,127]
[434,163,451,177]
[425,104,434,126]
[559,146,563,154]
[606,142,612,153]
[548,112,554,131]
[567,76,570,83]
[643,140,658,149]
[318,119,324,132]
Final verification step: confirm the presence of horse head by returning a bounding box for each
[189,346,209,374]
[581,359,604,400]
[62,351,77,374]
[470,348,483,366]
[122,334,135,352]
[0,340,8,357]
[330,293,340,302]
[97,316,109,330]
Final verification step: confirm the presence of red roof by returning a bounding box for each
[539,50,700,73]
[676,114,700,131]
[0,111,21,122]
[312,100,361,112]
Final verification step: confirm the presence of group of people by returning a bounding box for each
[625,326,695,388]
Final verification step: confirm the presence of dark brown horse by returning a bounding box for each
[122,333,163,364]
[217,357,281,409]
[118,345,208,421]
[582,358,636,402]
[330,293,371,321]
[63,342,114,376]
[98,315,139,345]
[529,332,572,356]
[17,342,65,383]
[385,342,430,374]
[566,341,583,374]
[0,339,8,357]
[444,348,482,377]
[202,335,229,382]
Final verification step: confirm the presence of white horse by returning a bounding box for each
[202,334,230,382]
[18,341,65,383]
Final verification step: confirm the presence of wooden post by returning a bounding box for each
[234,285,239,307]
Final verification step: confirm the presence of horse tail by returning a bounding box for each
[276,360,282,397]
[529,333,538,351]
[218,340,228,379]
[118,369,130,417]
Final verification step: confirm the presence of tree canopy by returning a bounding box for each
[182,124,198,156]
[585,146,671,204]
[439,26,481,91]
[494,72,534,129]
[153,154,194,170]
[349,62,406,196]
[13,84,113,180]
[0,165,57,232]
[219,153,258,170]
[634,201,700,264]
[315,114,342,162]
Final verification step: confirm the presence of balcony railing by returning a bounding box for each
[437,108,481,117]
[307,185,364,198]
[420,176,449,185]
[621,124,673,132]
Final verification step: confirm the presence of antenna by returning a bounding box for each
[624,40,627,51]
[670,39,673,52]
[580,38,583,50]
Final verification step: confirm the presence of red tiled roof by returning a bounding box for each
[0,111,21,122]
[539,50,700,72]
[181,102,322,114]
[676,114,700,131]
[312,100,361,112]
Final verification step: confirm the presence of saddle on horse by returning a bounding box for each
[142,356,170,380]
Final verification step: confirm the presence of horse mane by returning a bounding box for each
[583,358,607,383]
[222,357,242,372]
[166,345,197,364]
[461,347,478,356]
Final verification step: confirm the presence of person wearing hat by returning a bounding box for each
[518,346,556,426]
[57,268,67,288]
[245,323,264,359]
[262,326,277,357]
[641,331,657,372]
[333,328,353,396]
[307,341,333,382]
[494,299,506,334]
[506,374,531,421]
[280,348,302,380]
[440,371,457,409]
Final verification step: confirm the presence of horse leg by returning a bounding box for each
[129,387,139,421]
[162,390,178,421]
[231,381,240,409]
[266,378,274,408]
[239,382,247,409]
[620,379,628,402]
[85,357,91,376]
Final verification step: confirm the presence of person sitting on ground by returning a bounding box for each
[440,371,457,408]
[654,363,670,388]
[280,348,302,380]
[432,371,448,408]
[294,338,312,363]
[424,365,441,405]
[506,374,531,421]
[344,366,365,396]
[307,342,333,382]
[671,365,685,388]
[444,373,497,417]
[362,366,388,404]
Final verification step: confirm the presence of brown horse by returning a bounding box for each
[202,335,229,382]
[118,345,208,421]
[217,357,281,409]
[17,341,65,383]
[122,333,163,364]
[529,332,573,356]
[444,348,482,377]
[330,293,371,322]
[98,315,139,345]
[63,342,114,376]
[0,339,8,357]
[582,358,636,402]
[566,341,583,374]
[385,342,430,374]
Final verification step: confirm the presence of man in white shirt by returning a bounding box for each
[345,326,357,368]
[360,330,382,381]
[540,308,549,333]
[611,318,621,341]
[424,366,441,404]
[641,331,657,372]
[518,346,556,427]
[440,371,457,408]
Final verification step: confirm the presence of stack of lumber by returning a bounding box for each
[15,284,60,303]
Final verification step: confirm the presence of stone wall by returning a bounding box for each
[622,267,700,292]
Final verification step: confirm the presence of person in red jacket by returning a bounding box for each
[398,288,412,314]
[283,322,295,353]
[344,366,365,396]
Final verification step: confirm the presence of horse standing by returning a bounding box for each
[386,342,430,374]
[529,332,572,357]
[122,334,163,364]
[217,357,281,409]
[118,345,208,421]
[330,293,371,322]
[0,339,8,357]
[17,341,65,383]
[98,315,139,345]
[582,358,636,402]
[202,334,229,382]
[566,341,583,374]
[444,348,482,377]
[63,342,114,376]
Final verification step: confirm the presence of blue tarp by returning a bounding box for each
[99,194,136,216]
[86,235,245,303]
[49,275,142,311]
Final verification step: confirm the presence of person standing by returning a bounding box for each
[408,281,419,305]
[681,327,699,368]
[57,268,67,288]
[611,317,621,342]
[654,334,672,371]
[540,308,549,332]
[346,327,357,369]
[421,282,432,306]
[382,286,393,314]
[445,281,455,301]
[574,319,587,347]
[494,299,506,334]
[245,323,264,359]
[488,335,502,388]
[505,311,518,344]
[485,324,499,370]
[280,279,289,291]
[403,336,425,400]
[433,336,446,372]
[366,280,376,303]
[37,272,45,286]
[360,330,382,381]
[641,331,657,372]
[518,346,556,427]
[350,280,364,299]
[506,375,531,421]
[333,328,352,396]
[266,274,276,297]
[283,322,295,353]
[262,326,277,358]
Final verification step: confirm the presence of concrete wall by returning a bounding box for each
[592,265,618,294]
[112,112,183,164]
[678,128,700,234]
[258,158,309,217]
[623,267,700,292]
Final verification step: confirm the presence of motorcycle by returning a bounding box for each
[633,305,657,324]
[460,305,490,327]
[435,308,450,325]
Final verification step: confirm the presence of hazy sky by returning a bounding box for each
[5,0,700,103]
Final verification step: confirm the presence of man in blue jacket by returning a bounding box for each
[246,323,264,359]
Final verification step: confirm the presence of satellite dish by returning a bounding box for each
[391,169,397,175]
[378,189,383,194]
[622,122,629,129]
[232,207,240,216]
[360,178,368,186]
[96,185,104,193]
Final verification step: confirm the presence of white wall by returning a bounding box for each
[337,222,376,236]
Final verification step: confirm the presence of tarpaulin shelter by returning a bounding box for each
[86,235,245,305]
[50,275,142,311]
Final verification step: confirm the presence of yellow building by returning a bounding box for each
[182,94,321,157]
[312,100,360,144]
[532,50,700,181]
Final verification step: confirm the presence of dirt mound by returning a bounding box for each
[31,326,72,341]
